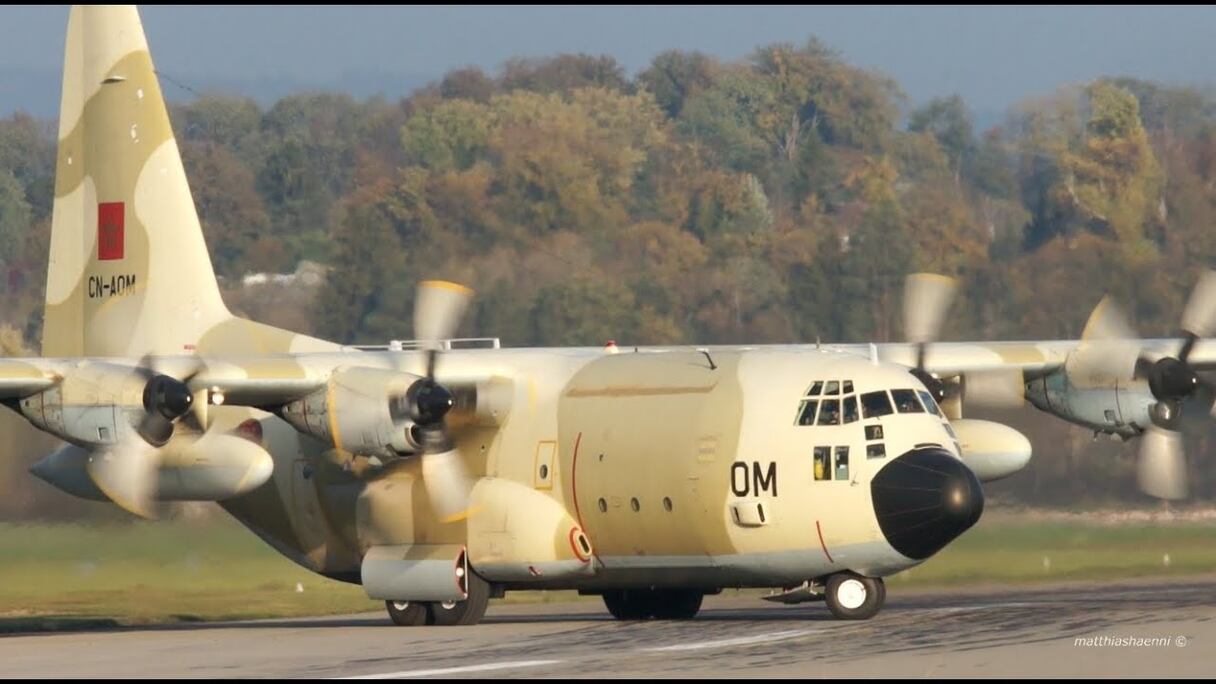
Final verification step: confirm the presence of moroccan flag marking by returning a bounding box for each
[98,202,124,261]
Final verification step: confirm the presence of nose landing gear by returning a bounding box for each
[824,572,885,620]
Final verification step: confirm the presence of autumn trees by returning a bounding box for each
[0,39,1210,356]
[1,36,1216,505]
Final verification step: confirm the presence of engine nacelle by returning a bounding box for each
[16,361,145,446]
[1025,370,1153,438]
[277,367,423,458]
[950,419,1032,482]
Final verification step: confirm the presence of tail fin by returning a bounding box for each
[43,6,335,357]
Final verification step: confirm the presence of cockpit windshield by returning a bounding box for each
[890,389,925,414]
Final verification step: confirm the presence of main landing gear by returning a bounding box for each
[602,588,704,620]
[385,571,491,626]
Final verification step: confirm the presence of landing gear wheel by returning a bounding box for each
[428,570,491,626]
[603,589,704,620]
[385,600,430,626]
[824,573,884,620]
[650,589,703,620]
[602,589,653,620]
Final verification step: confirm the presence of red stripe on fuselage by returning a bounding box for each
[816,520,834,564]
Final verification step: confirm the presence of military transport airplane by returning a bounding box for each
[7,6,1216,625]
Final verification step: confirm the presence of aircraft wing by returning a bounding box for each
[865,341,1070,379]
[851,337,1216,379]
[179,356,333,407]
[0,355,331,406]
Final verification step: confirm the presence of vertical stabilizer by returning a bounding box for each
[44,6,336,357]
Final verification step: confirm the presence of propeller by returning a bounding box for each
[410,280,474,521]
[902,273,1024,408]
[86,356,206,517]
[903,273,958,401]
[1076,269,1216,499]
[1137,427,1187,500]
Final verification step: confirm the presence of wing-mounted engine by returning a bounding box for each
[275,368,515,460]
[1031,270,1216,499]
[277,367,425,458]
[1025,366,1153,438]
[17,358,203,448]
[20,357,273,516]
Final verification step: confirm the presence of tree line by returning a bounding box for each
[2,38,1216,514]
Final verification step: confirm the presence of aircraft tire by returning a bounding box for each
[385,600,431,626]
[602,589,653,620]
[429,571,491,626]
[824,573,884,620]
[650,589,703,620]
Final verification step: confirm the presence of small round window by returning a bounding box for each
[539,464,549,480]
[597,498,607,513]
[662,497,673,512]
[630,497,640,512]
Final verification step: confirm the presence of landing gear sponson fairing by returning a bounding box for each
[8,6,1216,625]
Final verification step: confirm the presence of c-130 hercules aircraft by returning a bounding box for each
[9,6,1216,625]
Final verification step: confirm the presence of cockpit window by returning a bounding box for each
[824,381,840,395]
[860,391,894,418]
[817,398,840,425]
[891,389,926,414]
[796,400,819,426]
[842,380,854,393]
[806,381,824,396]
[917,390,942,417]
[842,395,859,424]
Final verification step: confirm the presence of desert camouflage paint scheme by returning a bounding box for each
[3,7,1211,616]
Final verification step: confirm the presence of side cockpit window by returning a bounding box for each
[917,390,942,416]
[891,389,925,414]
[806,381,824,396]
[834,446,850,480]
[796,400,819,426]
[860,390,893,418]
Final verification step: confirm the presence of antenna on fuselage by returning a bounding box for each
[697,348,717,371]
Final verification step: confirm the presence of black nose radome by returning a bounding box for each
[871,448,984,561]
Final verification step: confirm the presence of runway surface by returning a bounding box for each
[3,576,1214,678]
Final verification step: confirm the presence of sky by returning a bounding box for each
[2,5,1214,127]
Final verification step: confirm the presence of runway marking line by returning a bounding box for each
[337,659,563,679]
[643,628,816,652]
[922,601,1040,615]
